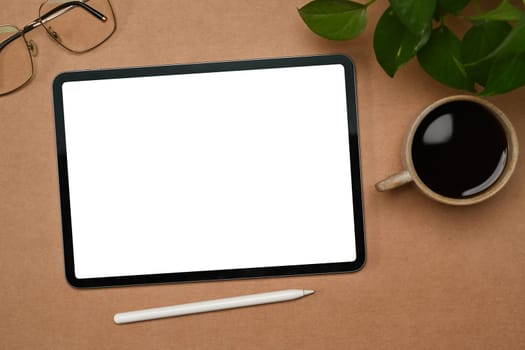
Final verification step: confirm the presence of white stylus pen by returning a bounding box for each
[114,289,315,324]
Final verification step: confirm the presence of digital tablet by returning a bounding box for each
[53,55,365,287]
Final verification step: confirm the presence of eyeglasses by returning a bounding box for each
[0,0,116,96]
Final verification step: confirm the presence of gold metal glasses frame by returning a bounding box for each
[0,0,116,96]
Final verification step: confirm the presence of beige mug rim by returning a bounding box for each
[403,95,519,206]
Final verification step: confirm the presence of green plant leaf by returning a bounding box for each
[438,0,469,14]
[373,7,430,77]
[390,0,436,36]
[466,13,525,66]
[417,26,475,91]
[461,21,512,85]
[488,13,525,56]
[298,0,367,40]
[470,0,522,22]
[481,52,525,95]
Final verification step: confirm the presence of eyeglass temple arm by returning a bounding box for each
[0,1,106,52]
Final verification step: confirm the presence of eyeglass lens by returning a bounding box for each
[39,0,116,53]
[0,26,33,95]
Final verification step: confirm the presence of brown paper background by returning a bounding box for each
[1,1,524,349]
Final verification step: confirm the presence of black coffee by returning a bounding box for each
[411,100,508,199]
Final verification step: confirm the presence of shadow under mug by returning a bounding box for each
[375,95,519,205]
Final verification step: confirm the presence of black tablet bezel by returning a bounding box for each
[53,55,366,288]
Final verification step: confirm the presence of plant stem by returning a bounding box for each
[474,0,481,14]
[364,0,376,7]
[440,14,446,27]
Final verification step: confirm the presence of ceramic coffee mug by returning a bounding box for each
[375,95,518,205]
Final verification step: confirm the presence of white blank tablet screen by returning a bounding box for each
[61,64,356,278]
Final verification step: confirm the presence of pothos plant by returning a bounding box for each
[298,0,525,96]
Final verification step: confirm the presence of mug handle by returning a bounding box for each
[375,170,413,191]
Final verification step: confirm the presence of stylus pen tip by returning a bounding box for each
[303,290,315,296]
